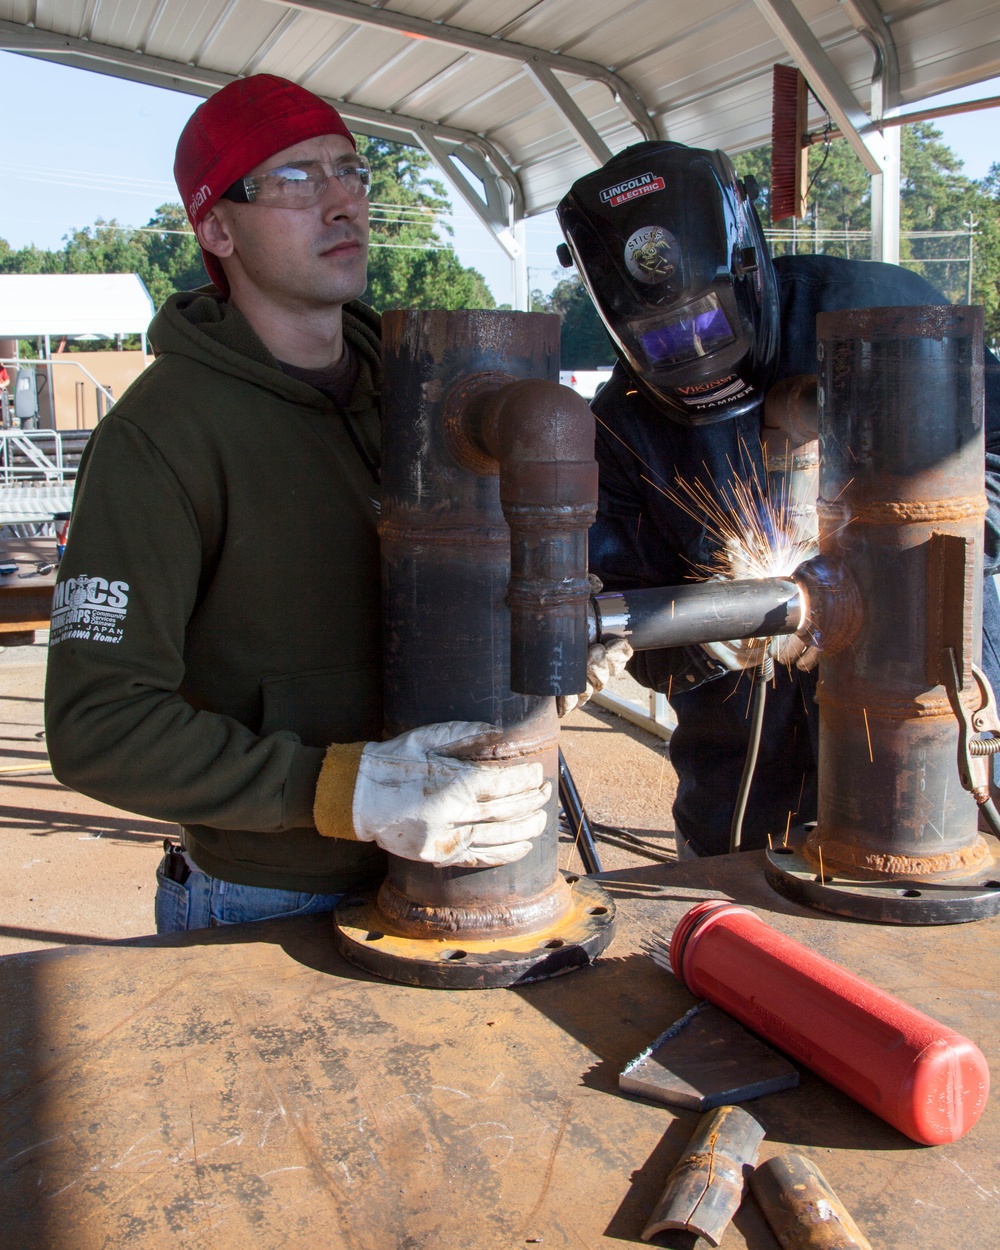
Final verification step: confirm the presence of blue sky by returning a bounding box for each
[1,49,997,306]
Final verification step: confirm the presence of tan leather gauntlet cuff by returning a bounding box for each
[313,741,366,839]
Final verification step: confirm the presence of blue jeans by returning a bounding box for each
[154,846,343,932]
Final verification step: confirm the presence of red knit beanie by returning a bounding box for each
[174,73,355,295]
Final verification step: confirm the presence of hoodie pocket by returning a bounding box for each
[259,664,382,747]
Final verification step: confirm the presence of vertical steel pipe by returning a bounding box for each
[806,305,989,879]
[376,310,567,938]
[335,310,616,985]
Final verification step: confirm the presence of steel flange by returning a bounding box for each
[333,871,616,988]
[765,827,1000,925]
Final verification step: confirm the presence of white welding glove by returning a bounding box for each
[352,721,551,868]
[557,638,635,717]
[701,632,819,673]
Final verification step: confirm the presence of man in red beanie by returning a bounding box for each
[44,74,549,931]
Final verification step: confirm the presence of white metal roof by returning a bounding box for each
[0,273,156,336]
[2,1,998,286]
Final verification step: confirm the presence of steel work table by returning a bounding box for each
[0,537,57,640]
[3,851,998,1249]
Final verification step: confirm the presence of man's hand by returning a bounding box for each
[557,638,634,717]
[352,721,551,867]
[701,633,819,673]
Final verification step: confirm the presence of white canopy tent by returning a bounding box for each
[0,273,155,344]
[2,1,999,306]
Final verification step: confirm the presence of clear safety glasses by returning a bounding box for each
[224,154,371,208]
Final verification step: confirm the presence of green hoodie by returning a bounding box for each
[44,290,387,893]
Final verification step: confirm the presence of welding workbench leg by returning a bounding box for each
[558,748,602,875]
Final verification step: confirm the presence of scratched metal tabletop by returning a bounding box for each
[2,851,998,1249]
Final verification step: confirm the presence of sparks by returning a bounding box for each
[661,441,817,584]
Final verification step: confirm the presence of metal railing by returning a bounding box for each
[0,429,70,485]
[592,683,676,742]
[1,357,116,407]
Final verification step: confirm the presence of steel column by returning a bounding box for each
[767,305,1000,923]
[333,310,615,986]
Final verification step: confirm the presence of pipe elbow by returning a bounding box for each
[763,374,818,451]
[473,379,598,697]
[480,378,598,509]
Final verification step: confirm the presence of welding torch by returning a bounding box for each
[584,556,854,854]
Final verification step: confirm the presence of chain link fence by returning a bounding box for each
[765,223,978,306]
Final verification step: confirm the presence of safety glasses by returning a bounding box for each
[224,154,371,208]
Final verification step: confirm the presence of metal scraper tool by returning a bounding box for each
[619,1000,799,1111]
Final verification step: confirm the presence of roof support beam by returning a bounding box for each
[751,0,899,262]
[265,0,656,141]
[415,131,521,261]
[752,0,885,174]
[0,18,519,196]
[414,130,529,307]
[839,0,899,115]
[839,0,901,263]
[524,62,612,167]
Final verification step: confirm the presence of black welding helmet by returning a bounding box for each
[556,141,780,425]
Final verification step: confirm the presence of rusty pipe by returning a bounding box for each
[376,312,565,937]
[763,373,818,448]
[349,309,615,986]
[806,304,990,880]
[465,379,598,697]
[586,554,860,655]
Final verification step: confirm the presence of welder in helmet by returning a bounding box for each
[557,140,1000,857]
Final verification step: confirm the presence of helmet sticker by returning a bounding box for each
[600,172,665,208]
[624,226,680,284]
[677,376,753,409]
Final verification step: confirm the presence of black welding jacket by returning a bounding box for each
[590,253,1000,855]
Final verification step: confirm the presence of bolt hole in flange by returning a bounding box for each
[772,847,794,856]
[901,890,922,898]
[566,876,579,884]
[982,880,1000,888]
[333,874,616,987]
[365,931,384,941]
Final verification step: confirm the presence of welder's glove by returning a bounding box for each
[557,638,635,717]
[314,721,550,867]
[701,633,819,673]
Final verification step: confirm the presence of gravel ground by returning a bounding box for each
[0,635,679,956]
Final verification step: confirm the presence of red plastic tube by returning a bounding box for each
[670,901,990,1144]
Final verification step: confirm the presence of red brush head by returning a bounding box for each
[771,64,807,223]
